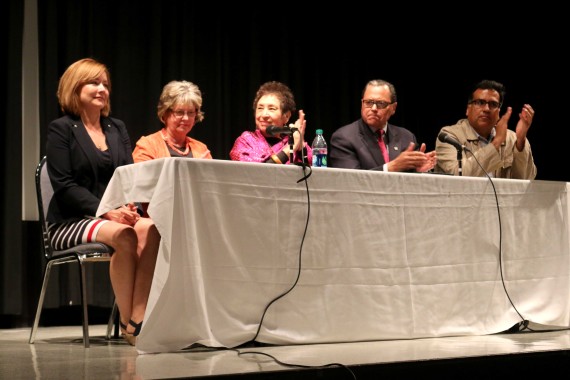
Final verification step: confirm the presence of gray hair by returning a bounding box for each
[157,80,205,123]
[363,79,397,103]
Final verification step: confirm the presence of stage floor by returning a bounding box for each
[1,323,569,379]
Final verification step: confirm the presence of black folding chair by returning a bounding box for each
[29,156,118,347]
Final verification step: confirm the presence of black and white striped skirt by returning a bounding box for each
[47,218,109,251]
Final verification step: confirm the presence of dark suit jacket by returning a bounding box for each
[329,119,418,171]
[45,115,135,223]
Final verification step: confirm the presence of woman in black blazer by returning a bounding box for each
[46,58,160,346]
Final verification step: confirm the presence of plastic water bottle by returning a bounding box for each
[311,129,328,167]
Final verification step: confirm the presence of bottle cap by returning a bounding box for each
[316,129,323,134]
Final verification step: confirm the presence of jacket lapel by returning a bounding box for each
[101,117,120,166]
[69,117,100,177]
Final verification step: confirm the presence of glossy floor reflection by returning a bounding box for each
[1,323,569,379]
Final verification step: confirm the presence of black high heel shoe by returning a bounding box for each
[129,319,143,337]
[119,320,137,346]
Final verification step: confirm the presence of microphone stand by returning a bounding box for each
[457,148,463,176]
[288,134,294,164]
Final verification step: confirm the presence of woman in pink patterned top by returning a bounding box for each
[229,81,312,165]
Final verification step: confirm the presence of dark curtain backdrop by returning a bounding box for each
[2,1,569,326]
[2,1,26,325]
[37,2,569,179]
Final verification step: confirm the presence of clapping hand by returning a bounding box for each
[515,104,534,151]
[290,109,306,152]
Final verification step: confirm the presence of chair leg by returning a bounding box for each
[29,262,54,344]
[114,311,120,338]
[78,260,90,348]
[106,301,118,340]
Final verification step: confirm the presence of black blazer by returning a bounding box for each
[45,115,134,223]
[329,118,418,171]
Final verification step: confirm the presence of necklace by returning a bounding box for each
[85,124,107,151]
[161,129,190,156]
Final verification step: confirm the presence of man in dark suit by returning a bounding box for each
[329,79,436,172]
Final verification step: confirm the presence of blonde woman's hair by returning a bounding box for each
[57,58,111,117]
[157,80,205,124]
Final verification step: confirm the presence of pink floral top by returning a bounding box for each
[230,129,312,165]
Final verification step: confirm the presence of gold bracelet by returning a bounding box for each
[271,154,283,164]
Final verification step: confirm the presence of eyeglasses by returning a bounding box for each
[171,109,196,119]
[362,99,392,109]
[469,99,501,110]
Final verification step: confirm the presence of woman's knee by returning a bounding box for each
[135,218,160,239]
[100,222,138,251]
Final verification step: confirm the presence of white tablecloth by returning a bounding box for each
[97,158,570,354]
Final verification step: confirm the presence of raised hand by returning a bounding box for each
[290,109,306,152]
[515,104,534,151]
[492,106,512,149]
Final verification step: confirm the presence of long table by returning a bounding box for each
[97,158,570,354]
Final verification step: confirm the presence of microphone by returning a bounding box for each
[266,125,298,136]
[438,132,465,151]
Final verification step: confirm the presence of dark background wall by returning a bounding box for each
[2,1,569,326]
[37,3,570,182]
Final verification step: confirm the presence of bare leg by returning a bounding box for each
[96,222,138,331]
[130,217,160,324]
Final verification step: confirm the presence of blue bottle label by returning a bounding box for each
[315,153,327,167]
